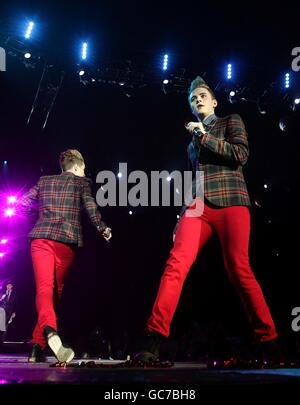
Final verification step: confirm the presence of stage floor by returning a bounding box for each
[1,354,300,387]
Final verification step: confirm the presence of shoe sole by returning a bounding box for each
[28,357,47,363]
[133,351,159,362]
[47,334,75,363]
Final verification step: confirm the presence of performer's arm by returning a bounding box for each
[81,178,112,240]
[194,114,249,165]
[18,183,39,213]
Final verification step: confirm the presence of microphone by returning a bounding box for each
[185,121,206,137]
[193,127,202,137]
[193,121,207,137]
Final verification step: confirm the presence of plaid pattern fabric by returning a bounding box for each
[188,113,251,207]
[174,114,251,232]
[19,172,107,247]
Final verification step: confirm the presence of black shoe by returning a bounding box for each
[257,338,296,368]
[133,330,163,362]
[43,326,75,363]
[133,351,160,362]
[28,344,47,363]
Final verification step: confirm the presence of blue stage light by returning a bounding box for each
[82,42,88,60]
[285,73,290,89]
[25,21,34,39]
[163,54,169,71]
[227,63,232,80]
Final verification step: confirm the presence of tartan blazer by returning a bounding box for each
[188,113,251,207]
[174,114,251,232]
[19,172,107,247]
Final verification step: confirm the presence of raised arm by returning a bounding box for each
[191,114,249,166]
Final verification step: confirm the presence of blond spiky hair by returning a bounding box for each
[59,149,84,171]
[188,76,216,101]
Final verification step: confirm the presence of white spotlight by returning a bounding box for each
[79,70,85,76]
[24,52,31,59]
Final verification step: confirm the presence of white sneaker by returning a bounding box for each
[47,333,75,363]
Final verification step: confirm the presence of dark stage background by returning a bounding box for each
[0,1,299,359]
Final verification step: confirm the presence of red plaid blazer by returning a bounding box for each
[19,172,107,247]
[188,113,251,207]
[174,114,251,233]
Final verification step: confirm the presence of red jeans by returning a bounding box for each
[30,239,75,348]
[147,202,278,343]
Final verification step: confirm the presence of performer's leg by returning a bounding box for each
[31,240,76,362]
[53,242,75,310]
[214,206,278,343]
[31,239,56,349]
[147,209,213,338]
[45,243,76,363]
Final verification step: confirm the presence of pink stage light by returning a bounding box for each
[4,208,15,217]
[0,239,8,244]
[7,195,17,204]
[0,253,5,259]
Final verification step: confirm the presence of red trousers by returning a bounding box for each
[30,239,75,348]
[147,202,278,343]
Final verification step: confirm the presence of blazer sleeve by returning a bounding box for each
[81,178,107,232]
[197,114,249,166]
[18,182,40,214]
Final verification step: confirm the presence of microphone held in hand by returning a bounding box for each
[193,127,202,137]
[102,227,112,242]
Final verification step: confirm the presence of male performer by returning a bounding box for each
[134,77,281,366]
[19,149,112,363]
[0,282,17,343]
